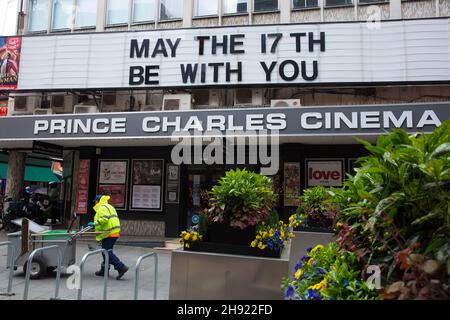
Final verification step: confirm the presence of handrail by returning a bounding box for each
[0,241,16,296]
[23,245,62,300]
[134,252,158,300]
[78,249,109,300]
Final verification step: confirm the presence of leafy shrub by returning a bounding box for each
[205,169,276,229]
[330,119,450,299]
[290,186,337,230]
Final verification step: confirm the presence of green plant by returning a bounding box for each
[205,169,276,229]
[251,220,294,251]
[330,119,450,299]
[282,243,378,300]
[292,186,337,230]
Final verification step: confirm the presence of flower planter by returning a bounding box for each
[205,222,256,245]
[184,241,281,258]
[289,231,335,276]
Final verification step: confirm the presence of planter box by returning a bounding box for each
[288,231,336,276]
[169,242,291,300]
[205,222,256,245]
[185,241,281,258]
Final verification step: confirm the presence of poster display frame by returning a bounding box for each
[97,159,129,210]
[165,164,180,205]
[305,158,345,188]
[283,162,301,207]
[130,159,165,212]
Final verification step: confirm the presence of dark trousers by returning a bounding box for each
[100,237,126,271]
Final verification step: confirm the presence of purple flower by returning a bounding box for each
[294,261,303,271]
[285,284,295,299]
[306,247,313,253]
[305,289,321,300]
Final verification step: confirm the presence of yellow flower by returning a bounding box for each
[289,232,295,238]
[335,222,343,228]
[307,259,314,268]
[310,244,324,254]
[294,269,303,280]
[185,243,190,248]
[251,240,257,247]
[309,279,328,292]
[178,239,183,245]
[183,233,190,241]
[192,234,198,241]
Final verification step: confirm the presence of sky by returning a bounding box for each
[0,0,18,36]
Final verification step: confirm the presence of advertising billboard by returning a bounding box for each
[0,36,21,90]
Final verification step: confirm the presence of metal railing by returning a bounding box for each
[134,252,158,300]
[0,241,16,296]
[23,245,62,300]
[78,249,109,300]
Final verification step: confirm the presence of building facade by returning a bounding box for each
[0,0,449,237]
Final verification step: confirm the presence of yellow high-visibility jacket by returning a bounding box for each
[93,196,121,241]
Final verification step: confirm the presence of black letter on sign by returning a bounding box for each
[130,39,149,58]
[152,39,168,58]
[129,66,144,85]
[226,62,242,82]
[196,36,211,55]
[181,64,199,83]
[290,33,307,52]
[279,60,299,82]
[301,61,318,81]
[167,38,181,57]
[230,34,245,54]
[309,32,325,52]
[260,61,277,81]
[145,65,160,85]
[208,63,225,82]
[212,35,228,55]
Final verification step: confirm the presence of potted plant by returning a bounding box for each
[288,186,338,275]
[180,169,293,258]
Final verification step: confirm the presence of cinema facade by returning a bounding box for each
[1,14,450,237]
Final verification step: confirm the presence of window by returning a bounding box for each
[133,0,156,23]
[28,0,49,32]
[194,0,218,17]
[106,0,129,25]
[253,0,278,12]
[52,0,72,30]
[223,0,248,14]
[359,0,386,3]
[75,0,97,28]
[293,0,319,9]
[160,0,183,20]
[325,0,353,6]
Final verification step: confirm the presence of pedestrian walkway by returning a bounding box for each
[0,231,171,300]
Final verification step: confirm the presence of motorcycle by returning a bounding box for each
[1,192,50,232]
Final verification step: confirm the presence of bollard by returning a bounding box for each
[0,241,16,296]
[78,249,109,300]
[134,252,158,300]
[23,245,62,300]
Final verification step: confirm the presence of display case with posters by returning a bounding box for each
[131,159,164,211]
[97,160,129,210]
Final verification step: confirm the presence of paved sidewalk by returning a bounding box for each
[0,231,171,300]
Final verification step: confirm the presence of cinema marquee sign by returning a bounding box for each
[16,18,450,90]
[0,104,448,141]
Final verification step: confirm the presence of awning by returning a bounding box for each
[0,163,60,183]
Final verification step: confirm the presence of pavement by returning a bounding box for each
[0,230,176,300]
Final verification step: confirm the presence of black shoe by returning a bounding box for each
[116,266,129,280]
[95,270,107,277]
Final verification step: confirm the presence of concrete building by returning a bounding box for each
[0,0,449,237]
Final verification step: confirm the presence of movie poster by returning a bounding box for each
[0,99,7,116]
[0,37,21,90]
[284,162,301,207]
[98,184,126,209]
[307,160,343,187]
[131,159,164,211]
[99,160,128,184]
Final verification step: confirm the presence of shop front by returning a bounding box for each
[0,103,448,236]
